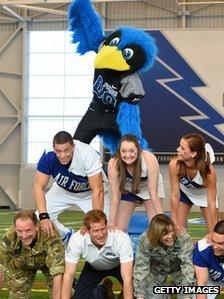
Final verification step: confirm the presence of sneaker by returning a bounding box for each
[62,227,74,245]
[101,277,114,299]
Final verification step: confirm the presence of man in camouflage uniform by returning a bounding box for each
[0,209,64,299]
[133,214,195,299]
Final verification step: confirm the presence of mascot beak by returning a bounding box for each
[94,45,130,71]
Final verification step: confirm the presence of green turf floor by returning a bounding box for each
[0,210,223,298]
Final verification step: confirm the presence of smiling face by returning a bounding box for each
[53,142,74,165]
[15,218,38,247]
[88,219,108,248]
[177,138,196,162]
[160,225,175,247]
[211,232,224,256]
[120,140,139,165]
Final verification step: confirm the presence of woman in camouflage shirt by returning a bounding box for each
[134,214,195,299]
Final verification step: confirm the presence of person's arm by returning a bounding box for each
[52,274,62,299]
[33,170,54,235]
[143,151,163,214]
[44,228,65,298]
[88,172,104,210]
[134,233,151,299]
[108,158,121,228]
[169,158,181,225]
[178,232,195,286]
[206,166,219,231]
[120,261,134,299]
[61,262,77,299]
[0,272,4,290]
[194,265,209,299]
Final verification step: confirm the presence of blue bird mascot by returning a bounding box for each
[68,0,157,154]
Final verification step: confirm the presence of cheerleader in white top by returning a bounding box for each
[169,133,219,232]
[108,134,164,232]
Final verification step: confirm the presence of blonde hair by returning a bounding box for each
[147,214,177,247]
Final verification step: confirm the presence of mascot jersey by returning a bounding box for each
[74,69,145,144]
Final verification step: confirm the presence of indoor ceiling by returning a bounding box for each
[0,0,223,23]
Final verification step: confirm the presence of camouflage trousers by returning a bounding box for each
[142,272,193,299]
[4,266,53,299]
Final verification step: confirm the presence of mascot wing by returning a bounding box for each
[68,0,105,54]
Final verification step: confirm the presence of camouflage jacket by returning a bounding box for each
[134,230,195,298]
[0,227,65,277]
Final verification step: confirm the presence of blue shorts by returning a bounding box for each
[180,189,194,206]
[121,192,144,204]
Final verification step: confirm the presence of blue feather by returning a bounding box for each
[68,0,104,54]
[99,132,120,155]
[117,102,149,150]
[99,103,149,154]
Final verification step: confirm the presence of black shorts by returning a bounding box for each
[180,189,194,206]
[73,102,120,143]
[121,192,144,204]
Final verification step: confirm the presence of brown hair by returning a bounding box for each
[14,210,38,226]
[147,214,177,247]
[213,220,224,235]
[178,133,210,187]
[115,134,141,194]
[53,131,73,147]
[83,209,107,229]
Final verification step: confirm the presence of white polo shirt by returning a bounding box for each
[65,229,133,271]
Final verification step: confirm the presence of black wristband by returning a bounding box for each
[39,212,50,221]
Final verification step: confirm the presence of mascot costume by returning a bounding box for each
[68,0,157,154]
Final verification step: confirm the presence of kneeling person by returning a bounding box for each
[62,209,134,299]
[193,220,224,299]
[0,210,64,298]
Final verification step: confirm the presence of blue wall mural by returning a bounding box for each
[141,31,224,163]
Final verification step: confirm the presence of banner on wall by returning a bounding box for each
[141,30,224,164]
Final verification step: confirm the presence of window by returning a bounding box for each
[27,31,99,164]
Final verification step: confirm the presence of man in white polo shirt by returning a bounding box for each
[61,209,134,299]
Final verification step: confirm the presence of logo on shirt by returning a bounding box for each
[104,251,116,256]
[54,173,90,192]
[93,75,118,107]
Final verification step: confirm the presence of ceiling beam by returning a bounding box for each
[29,3,65,18]
[3,4,25,20]
[178,1,224,4]
[11,4,67,15]
[1,0,137,4]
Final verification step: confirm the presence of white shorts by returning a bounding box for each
[46,183,110,218]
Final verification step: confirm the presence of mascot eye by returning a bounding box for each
[109,37,120,46]
[122,48,134,60]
